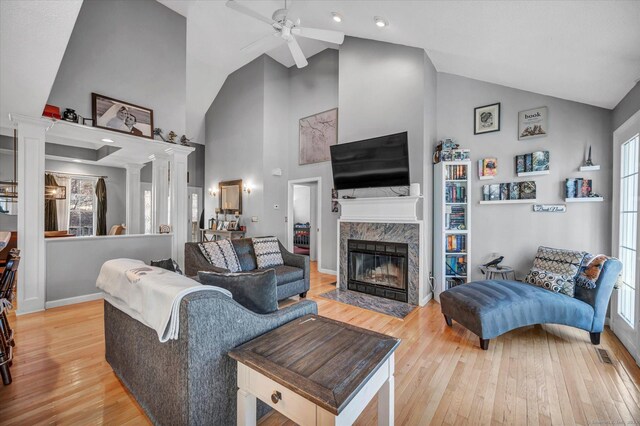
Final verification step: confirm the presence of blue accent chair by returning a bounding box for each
[440,258,622,350]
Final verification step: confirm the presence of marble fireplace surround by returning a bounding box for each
[338,220,426,306]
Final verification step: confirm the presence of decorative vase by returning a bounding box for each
[62,108,78,123]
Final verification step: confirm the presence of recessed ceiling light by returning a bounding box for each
[101,138,114,143]
[331,12,342,23]
[374,16,388,28]
[72,159,83,163]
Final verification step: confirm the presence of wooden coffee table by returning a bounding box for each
[229,314,400,426]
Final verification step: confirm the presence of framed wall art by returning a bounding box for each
[299,108,338,165]
[92,93,154,139]
[518,106,548,140]
[474,103,500,135]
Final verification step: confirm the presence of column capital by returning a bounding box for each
[125,163,145,172]
[9,113,54,130]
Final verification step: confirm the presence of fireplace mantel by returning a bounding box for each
[337,196,422,222]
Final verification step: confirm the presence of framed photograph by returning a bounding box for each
[519,106,548,140]
[228,220,238,230]
[474,103,500,135]
[92,93,154,139]
[299,107,338,165]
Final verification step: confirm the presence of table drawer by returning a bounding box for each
[249,369,317,425]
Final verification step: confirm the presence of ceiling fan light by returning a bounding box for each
[374,16,388,28]
[331,12,342,23]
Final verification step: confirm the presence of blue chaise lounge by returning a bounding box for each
[440,257,622,350]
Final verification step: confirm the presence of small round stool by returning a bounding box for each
[480,265,516,281]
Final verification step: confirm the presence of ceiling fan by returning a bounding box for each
[226,0,345,68]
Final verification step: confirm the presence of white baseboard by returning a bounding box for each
[45,292,104,309]
[318,267,337,276]
[420,292,433,307]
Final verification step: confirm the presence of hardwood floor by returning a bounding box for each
[1,263,638,425]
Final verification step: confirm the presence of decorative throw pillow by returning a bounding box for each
[197,269,277,314]
[252,236,284,269]
[150,258,183,275]
[575,254,608,289]
[532,246,586,277]
[524,267,576,297]
[198,240,241,272]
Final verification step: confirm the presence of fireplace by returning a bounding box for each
[347,239,409,302]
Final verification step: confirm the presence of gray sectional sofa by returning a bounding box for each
[185,238,310,301]
[105,291,317,425]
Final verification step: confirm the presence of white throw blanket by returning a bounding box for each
[96,258,231,342]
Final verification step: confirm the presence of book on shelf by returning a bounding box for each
[446,234,467,252]
[519,181,537,199]
[532,150,550,172]
[446,164,467,180]
[446,277,465,290]
[489,184,500,201]
[500,183,509,200]
[509,182,520,200]
[565,178,593,198]
[524,154,533,172]
[446,255,467,276]
[515,155,525,173]
[446,182,467,203]
[478,158,497,178]
[445,204,466,230]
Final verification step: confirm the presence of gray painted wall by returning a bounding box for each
[287,49,339,271]
[612,82,640,130]
[437,73,613,279]
[205,56,265,235]
[47,0,186,135]
[338,37,426,203]
[140,142,204,187]
[45,159,127,231]
[46,234,172,302]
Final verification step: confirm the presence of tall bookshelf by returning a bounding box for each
[433,160,471,302]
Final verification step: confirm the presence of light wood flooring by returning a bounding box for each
[1,263,639,425]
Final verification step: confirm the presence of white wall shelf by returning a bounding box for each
[565,197,604,203]
[517,170,550,177]
[478,175,495,180]
[579,165,601,172]
[479,199,537,205]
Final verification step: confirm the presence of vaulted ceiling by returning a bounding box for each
[158,0,640,139]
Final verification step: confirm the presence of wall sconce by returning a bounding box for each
[243,183,252,195]
[208,187,218,197]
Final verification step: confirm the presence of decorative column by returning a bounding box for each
[11,115,51,314]
[125,163,144,234]
[168,149,190,269]
[150,154,169,234]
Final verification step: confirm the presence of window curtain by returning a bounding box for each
[95,178,107,236]
[56,176,70,231]
[44,173,58,231]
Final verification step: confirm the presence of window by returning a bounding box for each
[144,190,152,234]
[619,133,639,327]
[68,178,96,236]
[191,193,199,222]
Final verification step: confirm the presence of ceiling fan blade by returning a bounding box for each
[240,32,282,52]
[287,37,308,68]
[291,27,345,45]
[226,0,276,27]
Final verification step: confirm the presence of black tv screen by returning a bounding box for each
[330,132,410,190]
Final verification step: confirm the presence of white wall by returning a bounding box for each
[437,73,613,279]
[613,81,640,131]
[293,185,311,223]
[47,0,187,136]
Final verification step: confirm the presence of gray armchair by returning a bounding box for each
[105,291,318,425]
[184,238,310,301]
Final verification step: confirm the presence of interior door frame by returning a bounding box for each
[287,177,322,272]
[611,108,640,366]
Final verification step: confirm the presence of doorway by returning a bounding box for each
[287,178,321,268]
[612,109,640,366]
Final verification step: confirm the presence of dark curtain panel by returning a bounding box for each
[95,178,107,236]
[44,174,58,231]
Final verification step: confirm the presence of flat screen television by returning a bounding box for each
[330,132,410,190]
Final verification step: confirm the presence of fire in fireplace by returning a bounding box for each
[347,239,408,302]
